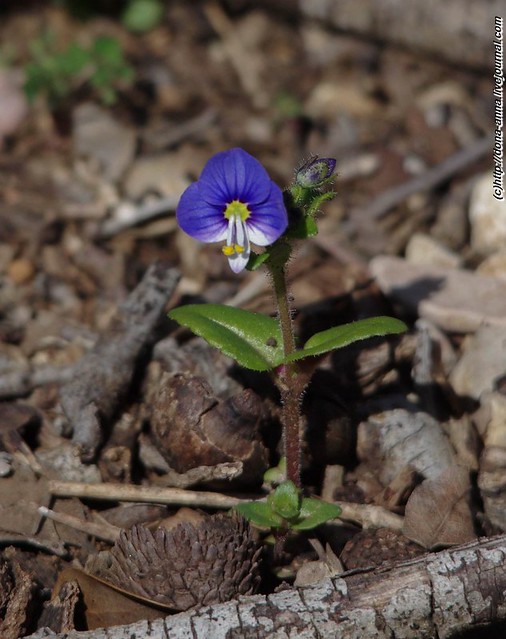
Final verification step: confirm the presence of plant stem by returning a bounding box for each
[269,263,302,488]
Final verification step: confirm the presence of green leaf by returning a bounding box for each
[92,36,123,63]
[263,457,286,486]
[235,502,283,528]
[122,0,165,32]
[168,304,284,371]
[288,316,407,362]
[270,480,301,520]
[58,43,88,75]
[291,498,341,531]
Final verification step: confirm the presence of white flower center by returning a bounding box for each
[222,200,251,258]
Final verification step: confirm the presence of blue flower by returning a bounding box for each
[176,148,288,273]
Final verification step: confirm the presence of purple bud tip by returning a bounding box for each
[296,156,337,188]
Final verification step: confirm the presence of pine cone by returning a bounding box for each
[150,372,269,486]
[86,513,261,611]
[340,528,425,570]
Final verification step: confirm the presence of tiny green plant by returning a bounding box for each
[24,32,134,107]
[169,148,406,540]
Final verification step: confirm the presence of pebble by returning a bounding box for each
[370,255,506,332]
[476,250,506,281]
[124,153,190,199]
[448,324,506,400]
[469,171,506,255]
[7,258,35,285]
[0,451,13,477]
[73,103,136,182]
[405,232,461,269]
[36,443,102,483]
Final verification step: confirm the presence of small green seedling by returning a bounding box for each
[24,33,134,107]
[236,481,342,533]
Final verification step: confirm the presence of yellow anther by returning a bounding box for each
[222,246,235,256]
[234,244,245,253]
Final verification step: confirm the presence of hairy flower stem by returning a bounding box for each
[269,263,303,489]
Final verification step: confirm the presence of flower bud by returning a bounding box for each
[296,156,336,188]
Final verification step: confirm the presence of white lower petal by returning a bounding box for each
[227,246,250,273]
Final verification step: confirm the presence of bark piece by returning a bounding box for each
[25,534,506,639]
[300,0,497,70]
[59,263,180,460]
[0,554,35,639]
[38,580,80,633]
[371,256,506,332]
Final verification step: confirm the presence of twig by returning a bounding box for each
[47,480,245,509]
[337,502,404,531]
[203,2,267,108]
[96,196,180,239]
[343,133,493,235]
[140,107,217,150]
[38,506,121,543]
[0,365,74,400]
[48,480,404,532]
[0,531,68,557]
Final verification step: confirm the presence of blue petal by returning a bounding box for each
[199,148,273,206]
[176,182,227,242]
[247,182,288,246]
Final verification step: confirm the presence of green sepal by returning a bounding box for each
[235,501,283,528]
[286,214,319,239]
[306,190,337,217]
[168,304,284,371]
[291,498,342,531]
[247,251,270,271]
[287,316,407,362]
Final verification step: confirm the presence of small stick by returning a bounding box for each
[141,107,217,150]
[0,531,68,557]
[337,502,404,531]
[97,196,180,239]
[48,480,404,531]
[204,2,267,108]
[38,506,121,543]
[48,481,246,509]
[0,364,74,400]
[343,133,493,235]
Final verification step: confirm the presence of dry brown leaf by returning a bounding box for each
[403,465,476,549]
[52,568,166,631]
